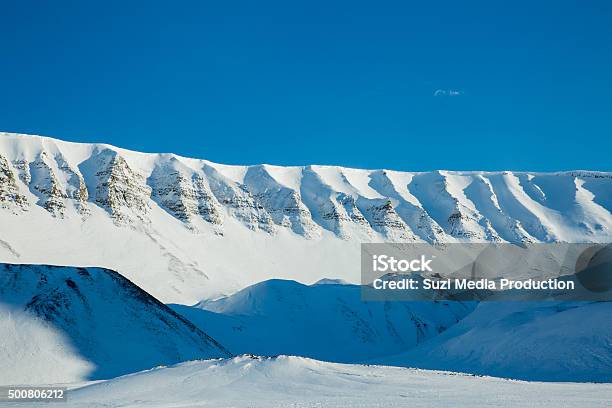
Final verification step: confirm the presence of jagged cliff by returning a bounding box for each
[0,154,29,212]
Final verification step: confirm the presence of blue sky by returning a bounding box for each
[1,1,610,171]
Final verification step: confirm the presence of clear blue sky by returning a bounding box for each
[1,1,610,171]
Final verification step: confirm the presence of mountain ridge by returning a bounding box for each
[2,131,610,175]
[1,131,610,302]
[1,131,610,242]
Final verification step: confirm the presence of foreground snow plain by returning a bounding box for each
[4,356,611,408]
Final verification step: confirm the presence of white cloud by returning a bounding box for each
[434,89,462,97]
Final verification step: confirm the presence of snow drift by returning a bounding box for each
[31,355,612,408]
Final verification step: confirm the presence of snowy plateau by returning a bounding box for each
[0,132,611,407]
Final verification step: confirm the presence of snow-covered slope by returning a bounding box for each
[19,356,612,408]
[1,132,610,302]
[374,301,612,382]
[170,279,475,363]
[0,263,230,385]
[171,279,612,382]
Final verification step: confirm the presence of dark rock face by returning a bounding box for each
[204,165,275,233]
[0,154,28,212]
[192,174,224,226]
[87,150,152,224]
[149,161,224,229]
[362,199,418,241]
[151,167,201,222]
[11,158,31,185]
[4,152,90,217]
[56,153,89,215]
[254,189,319,237]
[29,153,67,216]
[337,195,369,226]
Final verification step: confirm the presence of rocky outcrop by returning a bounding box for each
[150,164,200,223]
[362,199,419,241]
[446,207,488,240]
[192,174,224,227]
[319,199,350,238]
[6,153,88,216]
[203,165,275,233]
[149,160,223,230]
[316,197,359,239]
[56,154,89,215]
[411,209,446,242]
[87,150,151,224]
[242,166,319,238]
[367,171,446,243]
[29,153,67,217]
[254,189,320,238]
[11,159,31,185]
[313,194,376,239]
[0,154,28,212]
[218,184,275,233]
[337,194,369,226]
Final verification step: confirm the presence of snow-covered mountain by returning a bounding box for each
[374,301,612,382]
[170,279,475,363]
[169,278,611,383]
[5,262,609,385]
[0,263,230,385]
[1,132,610,303]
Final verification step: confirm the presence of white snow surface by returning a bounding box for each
[7,355,612,408]
[0,305,94,385]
